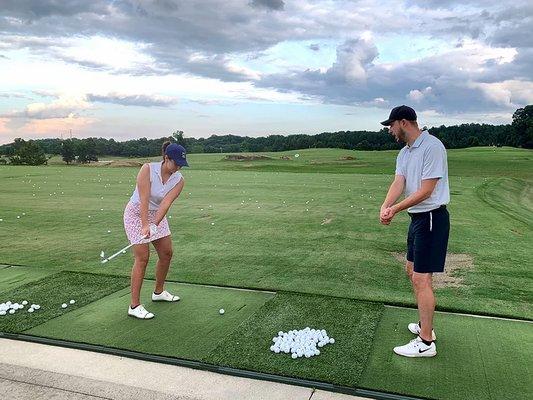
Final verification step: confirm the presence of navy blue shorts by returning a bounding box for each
[407,206,450,273]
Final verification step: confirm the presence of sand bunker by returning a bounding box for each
[224,155,272,161]
[392,252,474,288]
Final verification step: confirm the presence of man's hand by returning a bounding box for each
[380,206,397,225]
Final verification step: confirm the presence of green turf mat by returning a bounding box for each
[205,293,383,388]
[0,265,57,292]
[0,271,129,333]
[26,282,275,359]
[359,306,533,400]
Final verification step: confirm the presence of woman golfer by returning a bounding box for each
[124,141,187,319]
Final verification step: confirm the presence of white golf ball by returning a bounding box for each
[329,338,335,344]
[107,230,111,233]
[274,347,281,354]
[70,300,75,304]
[61,303,67,308]
[34,305,41,310]
[9,309,15,314]
[22,300,28,305]
[291,353,298,359]
[0,311,6,316]
[219,309,225,315]
[100,251,105,258]
[28,308,34,313]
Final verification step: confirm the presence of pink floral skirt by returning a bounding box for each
[123,202,171,244]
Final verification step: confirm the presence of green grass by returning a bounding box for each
[0,265,58,292]
[0,271,129,333]
[360,306,533,400]
[0,147,532,320]
[1,144,532,400]
[205,292,383,387]
[26,281,274,359]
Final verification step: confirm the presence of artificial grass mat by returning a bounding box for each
[0,271,129,333]
[204,292,384,388]
[359,306,533,400]
[26,281,275,360]
[0,265,58,293]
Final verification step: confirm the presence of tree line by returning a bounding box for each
[1,105,531,166]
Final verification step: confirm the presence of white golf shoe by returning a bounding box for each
[408,322,436,341]
[393,336,436,358]
[128,304,154,319]
[152,290,180,302]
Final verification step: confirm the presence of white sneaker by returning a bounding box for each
[408,322,436,341]
[393,336,436,358]
[128,304,154,319]
[152,290,180,302]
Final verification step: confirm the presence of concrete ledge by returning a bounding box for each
[0,338,368,400]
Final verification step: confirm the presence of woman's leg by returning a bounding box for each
[152,236,173,294]
[130,243,150,307]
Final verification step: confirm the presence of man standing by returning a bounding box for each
[379,105,450,357]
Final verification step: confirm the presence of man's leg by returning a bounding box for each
[405,260,415,292]
[412,272,435,341]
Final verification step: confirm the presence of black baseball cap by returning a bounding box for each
[380,105,417,126]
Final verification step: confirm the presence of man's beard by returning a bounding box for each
[395,128,407,143]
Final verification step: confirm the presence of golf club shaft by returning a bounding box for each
[103,235,149,263]
[103,242,136,262]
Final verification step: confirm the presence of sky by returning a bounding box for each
[0,0,532,144]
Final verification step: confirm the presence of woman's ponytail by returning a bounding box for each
[162,141,171,159]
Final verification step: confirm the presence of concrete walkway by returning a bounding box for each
[0,338,366,400]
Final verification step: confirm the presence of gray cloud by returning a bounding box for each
[0,0,531,114]
[258,36,531,113]
[249,0,285,11]
[86,93,178,107]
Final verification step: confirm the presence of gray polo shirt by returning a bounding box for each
[395,131,450,213]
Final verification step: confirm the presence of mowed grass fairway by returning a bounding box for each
[1,146,532,399]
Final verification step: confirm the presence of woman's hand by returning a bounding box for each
[141,224,151,239]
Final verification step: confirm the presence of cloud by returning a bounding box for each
[0,0,530,121]
[1,96,91,120]
[0,92,32,99]
[249,0,285,11]
[257,35,528,113]
[86,93,178,107]
[408,87,433,102]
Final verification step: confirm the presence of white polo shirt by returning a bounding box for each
[130,162,183,210]
[395,131,450,213]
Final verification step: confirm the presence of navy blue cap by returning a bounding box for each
[165,143,189,167]
[380,105,417,126]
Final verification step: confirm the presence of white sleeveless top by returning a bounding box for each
[129,162,183,210]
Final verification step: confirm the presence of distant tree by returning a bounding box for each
[75,141,89,163]
[8,139,47,165]
[172,130,186,147]
[511,105,533,149]
[61,140,75,164]
[468,136,480,147]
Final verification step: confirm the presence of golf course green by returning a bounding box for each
[1,146,531,399]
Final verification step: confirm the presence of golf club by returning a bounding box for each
[101,224,157,264]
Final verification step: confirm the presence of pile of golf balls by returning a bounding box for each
[270,327,335,359]
[0,301,41,315]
